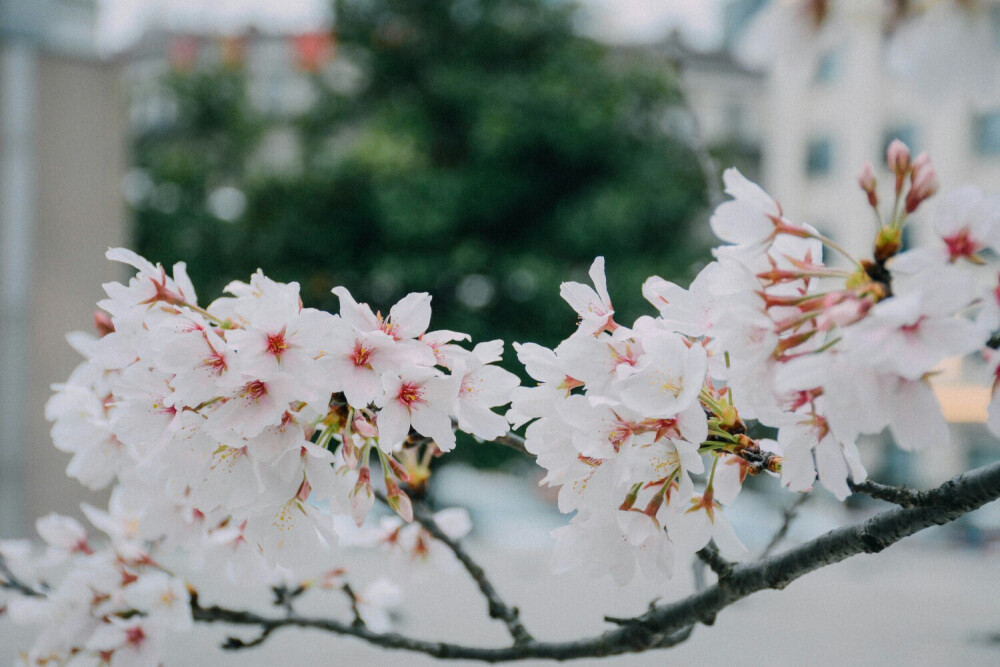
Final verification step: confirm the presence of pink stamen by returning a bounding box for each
[397,382,425,408]
[267,328,288,359]
[125,625,146,648]
[241,380,268,402]
[943,228,983,263]
[351,340,374,368]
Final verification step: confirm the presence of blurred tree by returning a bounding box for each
[131,0,711,464]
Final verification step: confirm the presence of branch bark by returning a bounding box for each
[375,489,533,645]
[189,458,1000,661]
[0,554,43,598]
[695,541,734,581]
[409,497,533,645]
[848,479,929,507]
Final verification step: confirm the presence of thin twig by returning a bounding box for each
[342,582,366,629]
[0,554,43,598]
[187,458,1000,661]
[761,493,810,559]
[222,625,275,651]
[406,495,533,645]
[848,479,929,508]
[489,432,529,455]
[695,541,734,582]
[271,583,306,616]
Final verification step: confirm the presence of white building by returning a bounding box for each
[674,0,1000,486]
[0,0,128,536]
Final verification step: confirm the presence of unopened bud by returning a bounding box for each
[352,414,377,439]
[349,468,373,526]
[886,139,910,175]
[910,151,930,174]
[383,453,411,484]
[94,310,114,337]
[857,161,877,207]
[905,165,938,213]
[385,479,413,522]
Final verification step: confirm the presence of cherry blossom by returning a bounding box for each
[7,138,1000,661]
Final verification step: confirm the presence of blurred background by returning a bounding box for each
[3,1,1000,661]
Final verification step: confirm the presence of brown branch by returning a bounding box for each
[695,541,734,581]
[489,432,529,455]
[222,625,276,651]
[188,458,1000,662]
[408,496,534,646]
[0,554,43,598]
[848,478,929,508]
[342,583,366,629]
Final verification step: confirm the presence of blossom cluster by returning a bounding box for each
[4,251,515,663]
[4,138,1000,662]
[1,512,190,666]
[510,139,1000,584]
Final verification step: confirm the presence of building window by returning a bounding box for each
[813,49,841,85]
[806,138,833,177]
[882,125,918,157]
[973,110,1000,156]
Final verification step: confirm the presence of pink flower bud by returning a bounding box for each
[385,478,413,522]
[94,310,114,337]
[383,453,411,484]
[352,414,377,439]
[911,151,930,175]
[857,161,877,207]
[905,165,938,213]
[886,139,911,174]
[349,468,374,526]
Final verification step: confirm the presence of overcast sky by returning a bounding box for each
[96,0,725,53]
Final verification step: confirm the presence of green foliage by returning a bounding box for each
[131,0,711,463]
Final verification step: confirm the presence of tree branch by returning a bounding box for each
[486,432,529,455]
[342,582,366,629]
[187,458,1000,661]
[695,541,734,581]
[222,625,276,651]
[408,497,534,645]
[848,479,929,507]
[0,554,44,598]
[453,416,528,455]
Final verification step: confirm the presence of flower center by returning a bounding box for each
[241,380,268,402]
[202,351,228,375]
[267,329,288,359]
[125,625,146,648]
[397,382,425,408]
[944,228,982,262]
[351,340,374,368]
